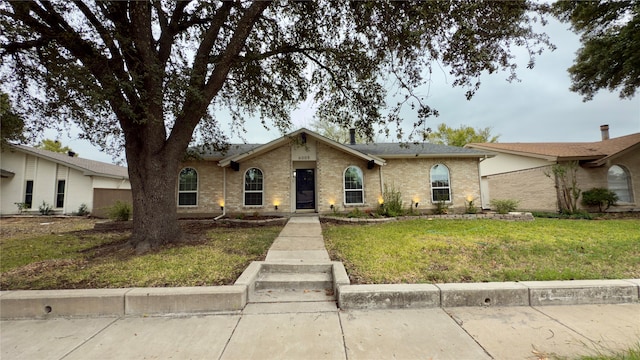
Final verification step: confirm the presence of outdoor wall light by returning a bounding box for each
[415,202,419,208]
[275,205,278,210]
[220,206,224,211]
[330,204,334,210]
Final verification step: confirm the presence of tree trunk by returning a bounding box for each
[126,144,182,253]
[126,121,186,253]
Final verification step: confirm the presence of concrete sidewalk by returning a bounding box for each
[2,216,639,359]
[2,303,639,359]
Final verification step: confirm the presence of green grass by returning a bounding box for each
[323,218,640,284]
[562,343,640,360]
[1,227,281,290]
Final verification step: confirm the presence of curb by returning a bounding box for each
[2,278,638,320]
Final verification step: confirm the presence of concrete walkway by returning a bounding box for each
[2,216,640,360]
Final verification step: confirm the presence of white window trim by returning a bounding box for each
[343,166,365,205]
[178,167,198,207]
[608,164,634,204]
[244,167,264,207]
[430,164,452,203]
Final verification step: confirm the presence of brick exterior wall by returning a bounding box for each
[177,141,485,216]
[484,149,639,212]
[485,166,557,212]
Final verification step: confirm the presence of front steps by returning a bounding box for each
[251,263,335,303]
[235,262,350,305]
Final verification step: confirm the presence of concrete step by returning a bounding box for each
[250,288,336,303]
[254,272,332,291]
[259,263,333,274]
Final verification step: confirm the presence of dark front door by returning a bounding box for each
[296,169,315,210]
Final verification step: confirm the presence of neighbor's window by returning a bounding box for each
[24,180,34,208]
[244,168,264,206]
[56,180,65,208]
[608,165,633,203]
[178,168,198,206]
[430,164,451,202]
[344,166,364,204]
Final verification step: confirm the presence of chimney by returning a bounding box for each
[600,124,610,140]
[349,128,356,145]
[67,151,76,157]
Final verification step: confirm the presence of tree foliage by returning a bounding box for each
[0,92,25,149]
[310,119,365,144]
[428,123,499,147]
[0,1,553,251]
[553,1,640,101]
[35,139,76,155]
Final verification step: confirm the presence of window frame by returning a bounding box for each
[24,180,34,209]
[244,167,264,207]
[343,166,365,205]
[178,167,198,207]
[608,164,633,203]
[56,179,65,208]
[430,164,452,203]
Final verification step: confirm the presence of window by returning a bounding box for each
[178,168,198,206]
[24,180,33,208]
[430,164,451,202]
[244,168,263,206]
[608,165,633,203]
[344,166,364,204]
[56,180,65,208]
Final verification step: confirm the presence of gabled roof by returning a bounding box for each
[466,132,640,165]
[217,128,386,167]
[348,142,492,159]
[8,145,129,179]
[197,128,491,167]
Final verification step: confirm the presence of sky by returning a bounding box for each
[43,16,639,164]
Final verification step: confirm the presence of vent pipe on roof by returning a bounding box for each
[600,124,610,140]
[349,128,356,145]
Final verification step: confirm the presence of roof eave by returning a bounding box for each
[379,153,494,159]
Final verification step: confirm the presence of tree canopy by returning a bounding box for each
[428,123,499,147]
[553,1,640,101]
[0,92,25,149]
[35,139,76,155]
[0,1,553,251]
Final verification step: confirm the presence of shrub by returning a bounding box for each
[381,183,403,217]
[581,187,618,212]
[107,201,132,221]
[14,202,27,214]
[434,200,448,215]
[465,199,478,214]
[38,201,53,215]
[76,203,90,216]
[490,199,519,214]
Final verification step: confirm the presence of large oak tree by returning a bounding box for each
[553,1,640,100]
[1,1,552,252]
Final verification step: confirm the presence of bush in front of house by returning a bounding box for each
[490,199,519,214]
[379,183,404,217]
[581,187,618,212]
[107,201,132,221]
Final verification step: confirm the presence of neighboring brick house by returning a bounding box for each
[177,128,492,217]
[466,125,639,212]
[1,145,131,216]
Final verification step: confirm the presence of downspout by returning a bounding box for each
[378,162,384,199]
[214,167,227,220]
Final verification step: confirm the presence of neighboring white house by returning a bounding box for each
[0,145,130,216]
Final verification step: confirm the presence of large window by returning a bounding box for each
[56,180,65,208]
[24,180,33,208]
[608,165,633,203]
[244,168,264,206]
[344,166,364,204]
[430,164,451,202]
[178,168,198,206]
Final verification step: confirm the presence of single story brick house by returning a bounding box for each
[177,128,493,217]
[1,144,131,217]
[466,125,639,212]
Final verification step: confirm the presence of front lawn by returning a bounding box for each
[0,218,281,290]
[322,218,640,284]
